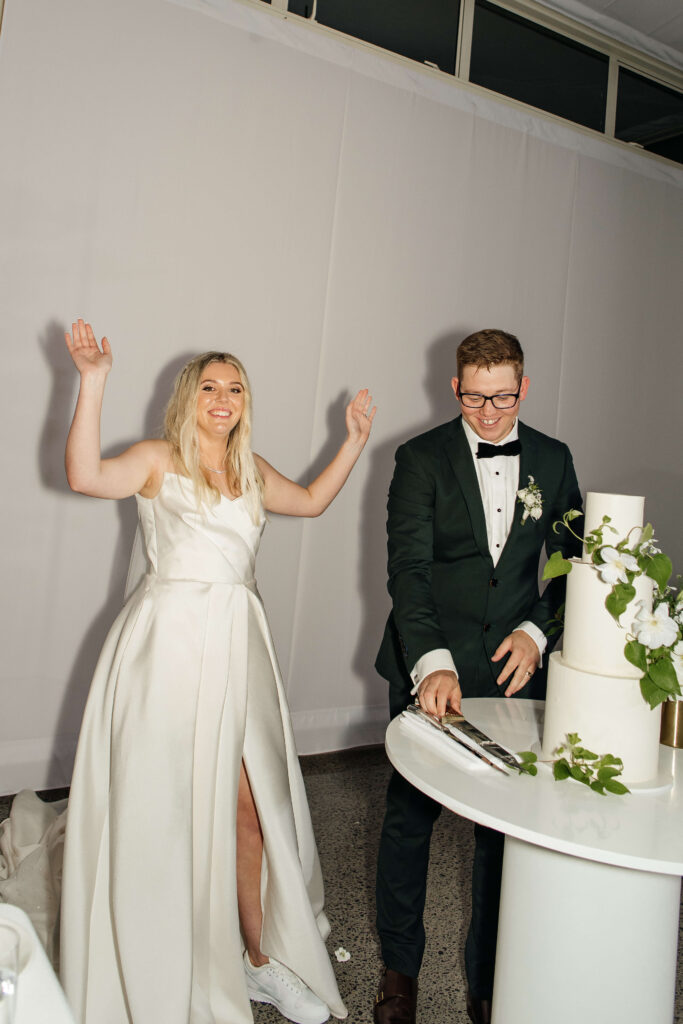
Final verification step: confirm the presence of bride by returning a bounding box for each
[8,320,375,1024]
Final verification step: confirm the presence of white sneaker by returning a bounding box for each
[243,951,330,1024]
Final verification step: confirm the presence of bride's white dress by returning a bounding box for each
[4,473,346,1024]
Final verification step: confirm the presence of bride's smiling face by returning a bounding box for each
[195,362,245,439]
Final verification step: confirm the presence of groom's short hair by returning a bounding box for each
[457,329,524,382]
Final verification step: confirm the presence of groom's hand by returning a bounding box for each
[492,630,540,697]
[417,670,462,718]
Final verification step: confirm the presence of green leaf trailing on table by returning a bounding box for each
[516,734,630,796]
[516,750,538,776]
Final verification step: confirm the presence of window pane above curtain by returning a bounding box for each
[303,0,461,76]
[616,68,683,166]
[470,0,609,133]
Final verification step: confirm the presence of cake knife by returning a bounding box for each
[440,710,521,772]
[404,704,511,775]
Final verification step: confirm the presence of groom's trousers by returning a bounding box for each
[376,768,504,999]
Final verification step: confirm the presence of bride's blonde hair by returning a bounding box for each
[164,352,263,522]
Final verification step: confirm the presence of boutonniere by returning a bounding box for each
[517,475,543,524]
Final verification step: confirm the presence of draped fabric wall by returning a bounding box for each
[1,0,682,791]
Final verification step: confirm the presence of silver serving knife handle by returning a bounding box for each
[404,704,510,775]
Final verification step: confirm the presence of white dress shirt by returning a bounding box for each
[410,418,546,692]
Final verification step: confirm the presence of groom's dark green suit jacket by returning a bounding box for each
[376,416,582,706]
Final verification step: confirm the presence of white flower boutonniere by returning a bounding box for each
[517,475,543,525]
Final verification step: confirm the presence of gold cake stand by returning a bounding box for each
[660,700,683,748]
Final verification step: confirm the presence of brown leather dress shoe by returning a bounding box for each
[466,990,492,1024]
[374,968,418,1024]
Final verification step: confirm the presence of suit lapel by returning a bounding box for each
[444,418,491,563]
[497,421,539,566]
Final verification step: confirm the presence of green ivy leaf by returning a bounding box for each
[565,510,583,522]
[605,583,636,622]
[573,747,598,761]
[648,658,678,695]
[597,766,622,784]
[640,675,668,709]
[553,759,571,781]
[542,550,573,581]
[600,754,623,768]
[637,553,652,574]
[646,553,672,591]
[590,780,606,795]
[605,779,630,796]
[638,523,654,549]
[545,604,566,638]
[570,765,591,785]
[517,750,538,764]
[566,732,580,746]
[624,640,648,673]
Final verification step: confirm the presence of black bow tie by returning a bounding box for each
[476,439,521,459]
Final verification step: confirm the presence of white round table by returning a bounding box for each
[0,904,75,1024]
[385,698,683,1024]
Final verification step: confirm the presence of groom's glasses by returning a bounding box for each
[457,387,521,410]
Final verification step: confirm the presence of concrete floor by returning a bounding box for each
[2,746,682,1023]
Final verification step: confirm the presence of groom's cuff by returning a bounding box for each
[515,621,547,665]
[410,649,458,695]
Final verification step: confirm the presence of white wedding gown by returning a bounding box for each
[2,473,347,1024]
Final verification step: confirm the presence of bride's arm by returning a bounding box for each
[256,389,376,518]
[64,319,165,499]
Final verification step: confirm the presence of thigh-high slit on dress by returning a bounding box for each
[54,473,346,1024]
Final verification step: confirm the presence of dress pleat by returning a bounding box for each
[8,473,346,1024]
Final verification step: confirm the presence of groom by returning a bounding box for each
[373,330,582,1024]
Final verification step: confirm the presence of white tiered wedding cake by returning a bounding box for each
[542,492,663,785]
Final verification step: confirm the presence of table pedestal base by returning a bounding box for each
[492,836,681,1024]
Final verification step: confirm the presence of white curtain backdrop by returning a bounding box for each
[1,0,682,791]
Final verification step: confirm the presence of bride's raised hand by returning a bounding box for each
[65,319,112,377]
[345,388,377,446]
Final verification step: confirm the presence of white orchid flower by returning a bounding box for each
[672,641,683,687]
[597,546,639,585]
[632,601,679,650]
[334,947,351,962]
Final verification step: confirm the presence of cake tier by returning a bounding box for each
[562,559,653,677]
[582,492,644,564]
[542,651,662,784]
